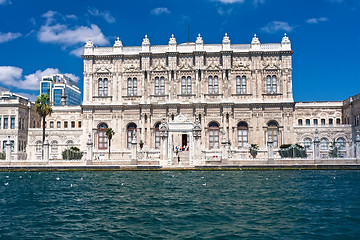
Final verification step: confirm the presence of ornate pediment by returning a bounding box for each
[173,113,190,123]
[205,62,222,71]
[233,61,251,70]
[94,64,112,73]
[178,62,194,71]
[262,60,280,70]
[124,64,140,72]
[151,62,167,71]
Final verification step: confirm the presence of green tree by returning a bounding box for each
[35,94,52,145]
[329,140,339,158]
[106,128,115,159]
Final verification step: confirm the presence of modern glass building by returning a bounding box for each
[40,74,81,106]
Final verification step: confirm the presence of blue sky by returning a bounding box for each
[0,0,359,102]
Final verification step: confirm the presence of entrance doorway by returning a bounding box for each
[182,134,188,147]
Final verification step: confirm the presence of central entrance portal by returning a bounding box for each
[182,134,188,147]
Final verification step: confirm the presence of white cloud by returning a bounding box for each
[88,8,115,23]
[66,14,78,20]
[150,7,171,15]
[0,66,80,91]
[261,21,294,33]
[38,10,109,46]
[16,92,38,101]
[306,17,329,24]
[70,47,84,57]
[0,32,21,43]
[0,0,12,5]
[217,7,233,15]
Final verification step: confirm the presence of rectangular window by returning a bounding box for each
[329,119,333,125]
[298,119,303,125]
[336,118,341,124]
[78,121,82,128]
[10,117,15,129]
[57,121,61,128]
[50,121,54,128]
[306,119,310,125]
[313,119,318,125]
[0,117,2,129]
[4,117,8,129]
[71,121,75,128]
[64,121,68,128]
[321,119,325,125]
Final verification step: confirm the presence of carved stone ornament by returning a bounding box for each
[193,117,202,138]
[95,64,112,73]
[262,60,280,70]
[178,62,194,70]
[159,117,169,138]
[151,62,167,71]
[173,113,190,123]
[233,61,250,70]
[124,64,140,72]
[205,62,221,71]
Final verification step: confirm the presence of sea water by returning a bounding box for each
[0,170,359,239]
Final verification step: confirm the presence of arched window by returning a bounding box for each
[209,122,219,149]
[155,122,160,149]
[237,122,248,148]
[268,121,278,147]
[272,75,277,93]
[127,78,132,95]
[208,76,219,94]
[127,78,137,96]
[241,76,246,94]
[304,138,312,150]
[35,141,42,153]
[181,76,186,94]
[51,141,58,153]
[98,78,103,96]
[320,138,328,150]
[236,76,241,94]
[266,75,277,94]
[336,138,345,150]
[127,123,137,149]
[181,76,192,94]
[98,123,108,150]
[208,76,213,94]
[160,76,165,94]
[187,76,191,94]
[155,77,159,95]
[103,78,108,96]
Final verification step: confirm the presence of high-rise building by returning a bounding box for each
[40,74,81,106]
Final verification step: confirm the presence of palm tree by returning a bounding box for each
[106,128,115,159]
[35,94,53,145]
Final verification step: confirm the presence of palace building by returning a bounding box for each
[4,33,359,164]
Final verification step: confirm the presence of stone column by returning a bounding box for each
[221,130,229,164]
[159,118,169,166]
[5,136,11,162]
[193,117,202,166]
[43,138,50,163]
[355,131,360,163]
[131,132,137,165]
[313,129,320,160]
[86,133,93,165]
[267,140,274,163]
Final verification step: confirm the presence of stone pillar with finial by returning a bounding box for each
[355,131,360,162]
[84,39,94,55]
[281,33,291,51]
[43,136,50,163]
[221,130,229,164]
[131,130,137,165]
[5,136,11,162]
[86,133,93,165]
[142,35,150,52]
[195,33,204,51]
[113,37,123,54]
[222,33,231,51]
[313,129,320,160]
[251,34,261,51]
[168,34,177,52]
[159,118,169,166]
[193,117,202,166]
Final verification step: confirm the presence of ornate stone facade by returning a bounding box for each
[3,33,357,164]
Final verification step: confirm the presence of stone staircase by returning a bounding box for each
[173,151,190,165]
